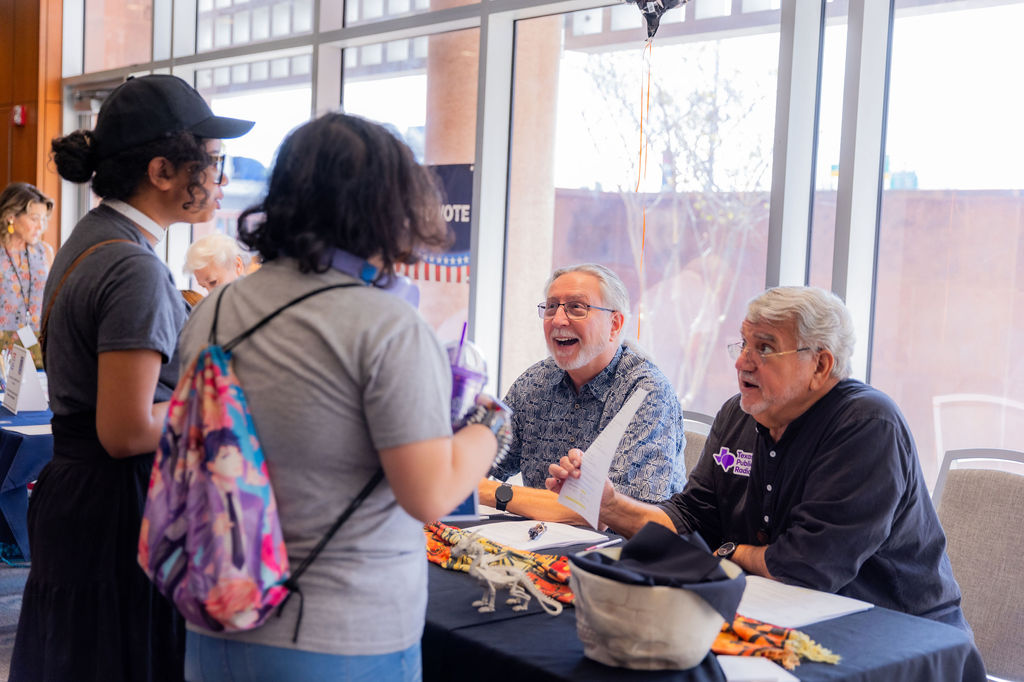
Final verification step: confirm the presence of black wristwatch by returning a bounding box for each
[494,484,513,512]
[714,542,736,560]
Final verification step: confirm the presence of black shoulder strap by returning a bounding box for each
[207,279,383,642]
[278,468,385,642]
[210,282,360,351]
[40,238,135,356]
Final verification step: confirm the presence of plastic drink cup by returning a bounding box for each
[446,337,488,427]
[450,364,487,426]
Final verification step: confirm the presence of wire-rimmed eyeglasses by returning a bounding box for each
[726,340,812,364]
[208,152,228,185]
[537,301,616,320]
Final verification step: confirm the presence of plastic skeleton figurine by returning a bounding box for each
[452,533,563,616]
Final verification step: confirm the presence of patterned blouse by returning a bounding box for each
[0,242,49,332]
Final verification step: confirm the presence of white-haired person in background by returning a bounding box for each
[184,231,247,292]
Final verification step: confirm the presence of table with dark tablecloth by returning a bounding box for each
[0,406,53,560]
[422,529,986,681]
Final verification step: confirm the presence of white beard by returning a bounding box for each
[550,337,605,372]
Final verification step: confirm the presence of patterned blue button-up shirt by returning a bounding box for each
[493,344,686,502]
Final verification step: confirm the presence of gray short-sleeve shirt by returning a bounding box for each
[177,258,453,655]
[42,204,187,416]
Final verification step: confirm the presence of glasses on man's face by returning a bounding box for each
[726,340,812,365]
[208,152,228,185]
[537,301,616,320]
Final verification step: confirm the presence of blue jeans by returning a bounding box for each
[185,630,422,682]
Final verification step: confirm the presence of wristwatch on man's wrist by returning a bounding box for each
[714,541,737,560]
[494,484,514,512]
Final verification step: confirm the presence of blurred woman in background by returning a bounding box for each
[0,182,54,365]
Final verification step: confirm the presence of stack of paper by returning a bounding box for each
[737,575,873,628]
[462,520,607,552]
[716,656,799,682]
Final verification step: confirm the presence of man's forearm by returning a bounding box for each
[731,544,772,578]
[602,492,676,539]
[478,479,590,525]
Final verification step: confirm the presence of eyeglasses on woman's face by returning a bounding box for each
[208,152,228,185]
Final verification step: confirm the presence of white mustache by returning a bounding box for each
[739,372,759,386]
[550,331,579,341]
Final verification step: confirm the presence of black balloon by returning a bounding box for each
[627,0,689,39]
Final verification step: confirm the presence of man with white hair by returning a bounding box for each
[183,232,247,291]
[479,263,686,521]
[547,286,970,633]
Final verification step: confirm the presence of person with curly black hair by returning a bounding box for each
[177,112,506,681]
[10,74,253,682]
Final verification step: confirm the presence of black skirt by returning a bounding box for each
[9,412,184,682]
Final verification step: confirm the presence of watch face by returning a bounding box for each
[715,542,736,558]
[495,485,513,504]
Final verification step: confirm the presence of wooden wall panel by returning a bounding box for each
[39,0,63,247]
[11,1,41,103]
[0,1,14,104]
[0,0,62,248]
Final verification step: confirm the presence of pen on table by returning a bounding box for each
[585,537,623,551]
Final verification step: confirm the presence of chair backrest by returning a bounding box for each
[682,431,707,475]
[934,448,1024,680]
[932,394,1024,487]
[682,411,714,475]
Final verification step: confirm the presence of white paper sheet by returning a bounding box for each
[716,655,800,682]
[16,326,38,350]
[556,388,649,527]
[737,575,873,628]
[462,520,607,552]
[2,345,48,413]
[2,424,51,436]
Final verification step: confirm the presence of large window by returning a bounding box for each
[503,6,781,415]
[60,0,1024,482]
[197,0,314,52]
[342,28,480,342]
[83,0,153,71]
[185,54,314,291]
[873,0,1024,486]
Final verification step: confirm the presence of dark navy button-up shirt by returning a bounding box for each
[494,344,686,502]
[661,378,968,630]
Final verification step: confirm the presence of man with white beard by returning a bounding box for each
[478,263,686,523]
[546,286,971,634]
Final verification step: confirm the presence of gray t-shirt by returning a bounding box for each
[178,258,453,655]
[43,204,186,416]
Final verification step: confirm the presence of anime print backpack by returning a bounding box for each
[139,282,382,638]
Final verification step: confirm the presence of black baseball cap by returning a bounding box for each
[92,74,255,160]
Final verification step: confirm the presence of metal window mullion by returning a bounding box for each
[469,8,515,395]
[766,0,825,288]
[831,0,892,381]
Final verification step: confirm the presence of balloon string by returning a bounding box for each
[636,40,652,340]
[636,40,652,192]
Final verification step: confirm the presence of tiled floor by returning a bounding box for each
[0,566,28,681]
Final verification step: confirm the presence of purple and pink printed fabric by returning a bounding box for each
[139,344,291,632]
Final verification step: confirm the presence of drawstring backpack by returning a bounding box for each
[139,282,383,641]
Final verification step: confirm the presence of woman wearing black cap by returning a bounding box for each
[10,74,253,682]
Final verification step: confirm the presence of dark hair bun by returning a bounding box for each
[51,130,97,183]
